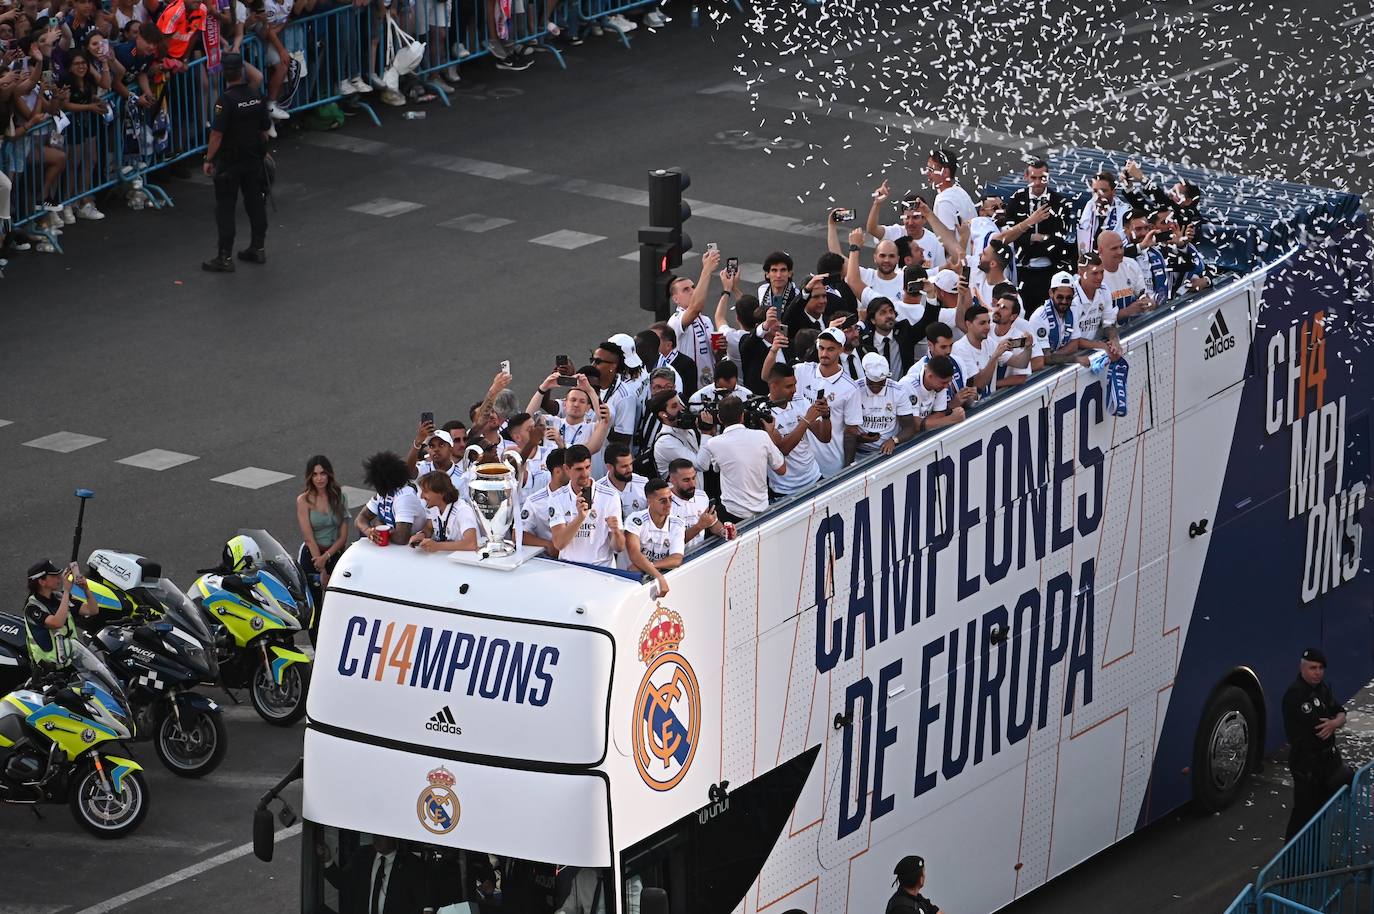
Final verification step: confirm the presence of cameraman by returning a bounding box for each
[696,395,786,523]
[688,359,753,410]
[767,363,831,498]
[646,389,702,478]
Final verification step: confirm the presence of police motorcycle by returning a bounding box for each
[0,639,150,837]
[187,531,313,726]
[70,551,228,777]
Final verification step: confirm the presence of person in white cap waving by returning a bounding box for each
[844,352,917,464]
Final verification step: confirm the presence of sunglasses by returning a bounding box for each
[1052,294,1074,303]
[589,356,615,366]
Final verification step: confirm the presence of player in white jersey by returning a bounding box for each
[410,471,481,553]
[666,460,731,549]
[666,250,721,386]
[597,443,649,518]
[1070,254,1119,342]
[903,354,969,433]
[789,328,860,478]
[765,363,832,496]
[950,303,1014,396]
[1096,229,1157,319]
[519,448,568,556]
[624,479,686,597]
[987,288,1036,387]
[843,353,917,463]
[549,445,624,568]
[927,148,977,249]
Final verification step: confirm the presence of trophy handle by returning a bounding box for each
[464,444,484,465]
[503,451,524,471]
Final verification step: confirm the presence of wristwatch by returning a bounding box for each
[848,244,861,253]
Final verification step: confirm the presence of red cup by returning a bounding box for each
[722,522,737,540]
[710,331,727,354]
[375,524,393,546]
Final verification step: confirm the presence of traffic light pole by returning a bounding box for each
[639,168,692,320]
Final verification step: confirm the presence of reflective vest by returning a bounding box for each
[24,593,78,668]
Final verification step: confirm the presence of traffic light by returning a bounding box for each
[639,168,692,318]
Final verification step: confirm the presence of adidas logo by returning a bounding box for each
[425,706,462,735]
[1203,309,1236,360]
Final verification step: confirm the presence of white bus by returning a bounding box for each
[255,213,1372,914]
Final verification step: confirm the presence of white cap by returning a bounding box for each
[931,269,960,294]
[1050,270,1075,289]
[861,352,891,382]
[428,430,454,447]
[608,333,643,369]
[818,327,846,346]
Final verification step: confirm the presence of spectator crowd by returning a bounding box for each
[0,0,667,262]
[334,148,1217,594]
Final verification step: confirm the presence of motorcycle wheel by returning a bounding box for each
[249,656,309,727]
[154,703,228,777]
[69,764,149,838]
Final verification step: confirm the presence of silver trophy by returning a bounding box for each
[466,453,522,558]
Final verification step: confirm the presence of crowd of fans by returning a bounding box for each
[335,149,1216,593]
[0,0,667,261]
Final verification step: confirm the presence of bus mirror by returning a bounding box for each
[640,888,668,914]
[253,807,275,862]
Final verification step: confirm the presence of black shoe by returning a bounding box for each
[495,56,533,71]
[237,247,267,264]
[202,254,236,273]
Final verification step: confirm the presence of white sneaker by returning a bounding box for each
[338,78,358,96]
[36,240,57,253]
[455,43,471,58]
[589,22,603,35]
[75,202,105,220]
[643,10,667,26]
[267,123,278,139]
[350,76,373,93]
[607,14,636,31]
[380,88,406,106]
[61,205,76,224]
[268,101,291,120]
[442,65,461,83]
[545,19,560,35]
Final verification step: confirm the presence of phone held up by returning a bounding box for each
[500,359,511,375]
[831,208,855,223]
[420,411,434,427]
[726,257,739,276]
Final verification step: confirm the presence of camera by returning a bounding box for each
[831,208,855,223]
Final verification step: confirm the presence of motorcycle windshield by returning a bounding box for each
[69,640,132,726]
[147,578,213,644]
[239,528,306,602]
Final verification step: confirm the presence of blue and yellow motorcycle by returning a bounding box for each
[187,530,312,726]
[0,641,149,837]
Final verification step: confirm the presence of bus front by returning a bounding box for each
[298,542,631,911]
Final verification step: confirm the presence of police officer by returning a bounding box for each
[1283,647,1353,840]
[201,52,270,273]
[886,855,942,914]
[23,559,98,671]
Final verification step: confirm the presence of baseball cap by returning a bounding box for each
[1302,647,1328,665]
[893,854,925,886]
[27,559,60,580]
[931,269,960,295]
[818,327,846,346]
[1050,270,1076,289]
[608,333,643,369]
[221,51,245,78]
[428,430,454,447]
[861,352,890,382]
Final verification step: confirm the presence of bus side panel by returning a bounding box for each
[1145,222,1374,823]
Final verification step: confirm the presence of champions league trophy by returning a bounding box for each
[466,452,523,558]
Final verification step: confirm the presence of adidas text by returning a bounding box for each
[426,706,462,735]
[1203,310,1236,360]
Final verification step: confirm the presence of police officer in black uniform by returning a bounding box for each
[1283,647,1353,840]
[886,855,942,914]
[201,52,270,273]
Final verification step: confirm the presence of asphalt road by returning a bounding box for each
[0,0,1370,911]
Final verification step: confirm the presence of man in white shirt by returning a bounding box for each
[1096,229,1156,319]
[904,355,969,433]
[970,238,1014,308]
[407,427,466,488]
[696,395,787,522]
[865,182,944,267]
[598,442,648,518]
[928,268,965,330]
[625,478,686,597]
[687,359,752,409]
[765,363,831,497]
[1071,253,1121,349]
[607,332,649,444]
[549,445,624,567]
[927,148,976,252]
[357,452,426,546]
[1029,272,1091,371]
[843,353,917,463]
[666,248,721,386]
[645,390,702,477]
[843,226,902,309]
[1076,170,1131,254]
[951,304,1019,396]
[520,448,567,556]
[667,460,731,549]
[902,322,980,409]
[987,288,1036,387]
[787,328,859,479]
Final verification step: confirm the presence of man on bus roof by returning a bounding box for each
[887,854,943,914]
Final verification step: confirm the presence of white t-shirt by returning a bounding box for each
[1028,302,1080,358]
[426,500,481,545]
[653,427,701,479]
[1071,279,1118,342]
[951,334,995,394]
[671,490,711,549]
[597,473,649,519]
[549,483,623,567]
[627,510,686,564]
[697,424,785,519]
[520,484,564,546]
[989,317,1036,381]
[1103,259,1149,312]
[667,309,716,385]
[415,459,465,489]
[881,225,946,269]
[792,362,859,479]
[934,184,977,235]
[904,373,952,418]
[605,373,648,438]
[722,326,746,364]
[555,414,598,450]
[769,396,821,495]
[843,379,915,448]
[967,214,1001,260]
[858,266,903,304]
[901,354,974,409]
[366,485,425,529]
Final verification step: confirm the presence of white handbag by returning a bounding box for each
[383,14,426,87]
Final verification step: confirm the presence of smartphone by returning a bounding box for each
[832,208,855,223]
[1007,338,1028,350]
[555,375,579,388]
[905,280,924,295]
[706,242,719,253]
[581,485,594,509]
[960,265,971,283]
[500,359,511,374]
[555,354,571,373]
[726,256,739,276]
[420,411,434,426]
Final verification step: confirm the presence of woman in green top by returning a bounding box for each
[295,455,350,594]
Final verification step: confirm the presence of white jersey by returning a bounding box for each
[934,183,977,235]
[989,317,1035,381]
[879,225,946,270]
[549,482,623,567]
[597,473,649,519]
[520,484,565,546]
[951,334,995,394]
[626,510,686,564]
[904,373,952,418]
[1028,302,1080,357]
[415,459,465,496]
[366,485,425,529]
[858,266,903,304]
[792,362,859,478]
[843,379,914,446]
[967,214,1001,260]
[426,500,481,545]
[769,396,821,495]
[1071,279,1118,342]
[606,373,648,438]
[901,353,977,401]
[1103,259,1149,312]
[670,489,712,549]
[668,308,716,385]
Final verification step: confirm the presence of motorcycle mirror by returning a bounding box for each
[253,807,276,862]
[241,572,260,585]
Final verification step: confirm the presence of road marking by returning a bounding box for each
[0,832,225,854]
[1072,0,1226,46]
[0,419,12,428]
[703,83,1053,155]
[67,823,302,914]
[342,485,373,511]
[1325,74,1373,100]
[347,197,427,218]
[299,132,823,238]
[23,431,106,453]
[437,213,516,233]
[1357,147,1374,158]
[117,449,199,471]
[1340,11,1374,25]
[529,229,607,250]
[0,904,66,914]
[197,771,295,790]
[1064,58,1239,115]
[210,467,294,490]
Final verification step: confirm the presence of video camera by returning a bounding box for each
[691,391,775,432]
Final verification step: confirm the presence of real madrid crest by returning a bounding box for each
[416,766,460,834]
[632,604,700,792]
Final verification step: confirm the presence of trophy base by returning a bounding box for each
[446,544,544,572]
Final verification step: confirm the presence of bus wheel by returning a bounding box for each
[1192,685,1258,812]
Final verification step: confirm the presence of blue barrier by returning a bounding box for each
[1223,885,1256,914]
